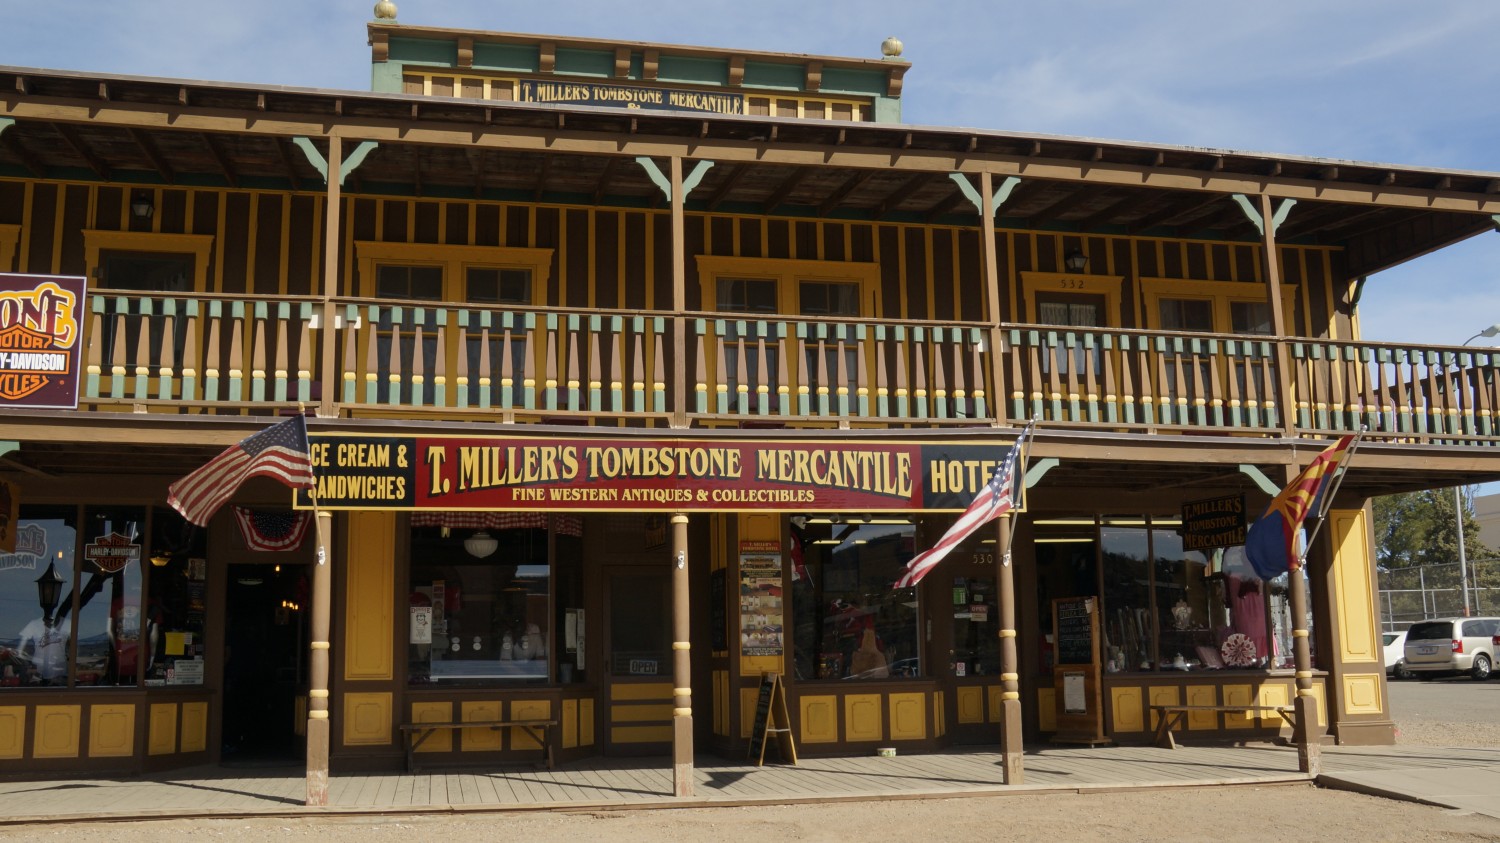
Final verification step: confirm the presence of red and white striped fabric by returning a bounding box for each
[167,416,315,527]
[895,421,1035,588]
[410,511,583,536]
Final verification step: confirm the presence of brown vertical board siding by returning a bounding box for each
[956,230,989,319]
[1034,234,1058,274]
[351,198,377,243]
[0,181,23,224]
[737,217,761,258]
[286,196,317,296]
[412,201,439,244]
[795,221,817,260]
[878,226,902,318]
[682,213,704,310]
[253,195,282,295]
[159,189,187,234]
[765,218,789,260]
[822,223,846,263]
[1011,232,1034,274]
[903,228,928,320]
[1209,243,1233,281]
[505,204,530,247]
[562,208,589,309]
[1133,239,1158,279]
[1185,242,1208,279]
[444,204,468,246]
[381,200,407,244]
[220,192,251,294]
[708,216,733,257]
[532,207,560,305]
[930,228,955,321]
[58,185,89,277]
[474,203,500,247]
[594,210,619,310]
[655,211,676,309]
[624,212,647,310]
[849,223,873,263]
[1160,242,1183,279]
[24,183,56,275]
[93,185,122,230]
[192,191,219,243]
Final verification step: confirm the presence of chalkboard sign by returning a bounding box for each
[747,672,797,766]
[1054,597,1096,666]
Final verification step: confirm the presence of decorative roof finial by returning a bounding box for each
[374,0,398,21]
[881,36,904,59]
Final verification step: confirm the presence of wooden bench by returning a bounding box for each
[1151,705,1296,749]
[398,719,557,771]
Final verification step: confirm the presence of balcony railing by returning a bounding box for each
[75,292,1500,445]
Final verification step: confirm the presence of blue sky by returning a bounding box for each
[4,1,1500,346]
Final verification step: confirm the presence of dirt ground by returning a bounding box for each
[3,784,1497,843]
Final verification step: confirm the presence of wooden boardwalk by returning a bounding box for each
[2,742,1496,824]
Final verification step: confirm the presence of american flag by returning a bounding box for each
[168,416,316,527]
[232,506,312,552]
[896,421,1035,588]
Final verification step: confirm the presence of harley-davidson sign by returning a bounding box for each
[0,274,86,408]
[296,434,1025,513]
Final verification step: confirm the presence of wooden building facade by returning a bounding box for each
[0,17,1498,788]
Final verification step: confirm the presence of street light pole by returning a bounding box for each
[1456,485,1471,617]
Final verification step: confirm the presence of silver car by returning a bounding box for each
[1403,617,1500,680]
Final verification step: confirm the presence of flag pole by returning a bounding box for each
[996,417,1037,785]
[1293,428,1364,571]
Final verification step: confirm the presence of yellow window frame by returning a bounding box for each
[1139,278,1296,335]
[82,230,215,291]
[353,242,554,305]
[1020,271,1125,326]
[694,256,880,317]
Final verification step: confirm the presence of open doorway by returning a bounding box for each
[222,563,308,766]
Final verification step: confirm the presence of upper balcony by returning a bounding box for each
[78,289,1500,448]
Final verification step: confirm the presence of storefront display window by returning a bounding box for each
[408,519,551,685]
[0,507,77,687]
[144,508,208,686]
[1100,521,1153,673]
[790,516,917,681]
[77,507,146,687]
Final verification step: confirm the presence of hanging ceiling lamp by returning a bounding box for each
[464,530,498,558]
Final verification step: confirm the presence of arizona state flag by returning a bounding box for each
[1244,434,1355,579]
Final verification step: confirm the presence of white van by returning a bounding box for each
[1403,617,1500,680]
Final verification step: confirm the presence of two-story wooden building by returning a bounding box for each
[2,10,1499,791]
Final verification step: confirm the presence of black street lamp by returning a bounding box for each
[35,559,64,623]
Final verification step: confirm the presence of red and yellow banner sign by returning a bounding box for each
[298,434,1021,513]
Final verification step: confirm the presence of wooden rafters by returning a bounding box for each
[1075,191,1151,231]
[762,166,811,212]
[273,138,303,191]
[128,127,175,183]
[818,170,875,216]
[199,132,239,187]
[874,172,930,219]
[52,122,111,179]
[1283,205,1388,240]
[1024,186,1095,226]
[923,186,970,223]
[1129,193,1226,233]
[704,163,748,211]
[0,127,45,177]
[593,156,619,204]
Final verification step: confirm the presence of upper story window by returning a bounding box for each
[354,242,553,305]
[1143,278,1294,337]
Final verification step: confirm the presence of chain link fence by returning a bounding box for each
[1378,558,1500,631]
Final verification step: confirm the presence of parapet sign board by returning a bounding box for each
[0,274,86,409]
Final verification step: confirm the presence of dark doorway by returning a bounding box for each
[222,564,308,766]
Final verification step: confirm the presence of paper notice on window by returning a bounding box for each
[410,606,432,644]
[165,632,187,656]
[1063,671,1087,715]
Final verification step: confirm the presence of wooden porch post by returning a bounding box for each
[317,135,341,419]
[1258,193,1296,437]
[670,157,688,428]
[670,513,694,796]
[305,510,334,805]
[995,509,1023,783]
[980,172,1009,425]
[1284,463,1324,775]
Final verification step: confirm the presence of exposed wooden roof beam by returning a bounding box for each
[1025,185,1095,226]
[199,132,239,187]
[923,182,970,222]
[592,156,619,204]
[270,137,301,191]
[0,129,45,177]
[762,166,811,212]
[875,172,930,219]
[128,127,175,183]
[1129,193,1225,233]
[818,170,875,216]
[1329,208,1426,244]
[1282,204,1388,239]
[1075,191,1151,231]
[704,163,748,211]
[97,82,110,101]
[53,123,110,180]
